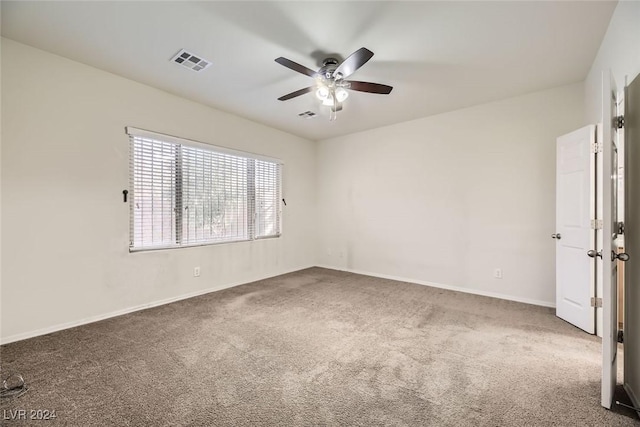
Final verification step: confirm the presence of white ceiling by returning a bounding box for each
[1,1,616,141]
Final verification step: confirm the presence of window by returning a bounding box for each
[127,127,282,251]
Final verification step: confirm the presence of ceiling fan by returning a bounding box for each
[275,47,393,120]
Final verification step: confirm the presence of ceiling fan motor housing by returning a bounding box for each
[320,58,340,79]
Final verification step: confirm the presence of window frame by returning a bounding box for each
[126,127,283,252]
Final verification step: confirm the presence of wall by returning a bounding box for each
[625,72,640,417]
[0,39,317,343]
[584,1,640,124]
[316,83,584,307]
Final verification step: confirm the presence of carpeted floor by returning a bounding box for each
[1,267,638,426]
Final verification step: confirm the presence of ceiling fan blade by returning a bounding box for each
[277,87,314,101]
[275,57,317,78]
[346,81,393,94]
[334,47,374,78]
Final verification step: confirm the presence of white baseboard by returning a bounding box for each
[624,383,640,418]
[1,264,555,345]
[1,265,314,345]
[315,264,556,308]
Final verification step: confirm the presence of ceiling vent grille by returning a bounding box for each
[171,49,212,72]
[298,111,317,119]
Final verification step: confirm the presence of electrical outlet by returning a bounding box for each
[494,268,503,279]
[193,267,201,277]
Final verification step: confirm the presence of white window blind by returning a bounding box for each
[127,127,282,251]
[130,136,177,249]
[255,160,281,238]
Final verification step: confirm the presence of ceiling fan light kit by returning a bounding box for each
[275,47,393,121]
[316,86,330,100]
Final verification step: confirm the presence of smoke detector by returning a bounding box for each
[170,49,212,72]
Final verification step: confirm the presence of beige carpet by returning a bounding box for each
[1,267,638,426]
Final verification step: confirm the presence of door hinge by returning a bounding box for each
[615,115,624,129]
[591,142,603,153]
[591,219,603,230]
[591,297,603,308]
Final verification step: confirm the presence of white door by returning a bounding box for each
[600,71,630,409]
[555,126,596,333]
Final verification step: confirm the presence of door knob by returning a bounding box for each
[612,251,630,262]
[551,233,561,239]
[587,250,602,259]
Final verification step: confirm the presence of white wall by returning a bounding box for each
[584,0,640,124]
[0,39,317,343]
[316,83,584,307]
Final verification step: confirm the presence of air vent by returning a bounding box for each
[171,49,212,72]
[298,111,317,119]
